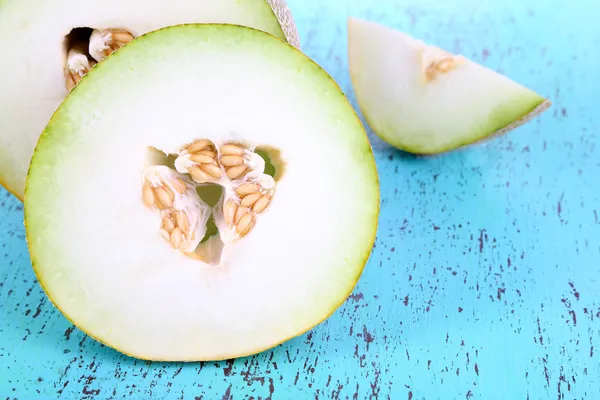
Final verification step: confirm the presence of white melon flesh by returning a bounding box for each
[0,0,300,200]
[348,17,551,154]
[24,24,379,361]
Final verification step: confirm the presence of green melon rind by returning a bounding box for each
[361,96,552,155]
[24,24,380,361]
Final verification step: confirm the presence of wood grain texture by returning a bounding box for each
[1,0,599,398]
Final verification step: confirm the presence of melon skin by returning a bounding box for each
[24,24,379,361]
[347,17,551,154]
[265,0,300,49]
[0,0,300,201]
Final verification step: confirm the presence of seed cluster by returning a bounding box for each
[89,28,135,62]
[64,49,96,92]
[142,177,186,210]
[159,209,195,251]
[219,144,251,180]
[142,139,277,256]
[178,139,222,183]
[64,27,135,91]
[223,180,273,237]
[141,167,209,253]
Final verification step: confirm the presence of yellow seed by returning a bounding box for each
[220,155,244,167]
[235,183,259,196]
[173,178,187,194]
[426,63,437,80]
[201,163,222,178]
[160,229,171,241]
[223,199,238,226]
[189,166,211,182]
[170,227,183,249]
[142,185,156,208]
[190,153,215,164]
[241,192,261,207]
[111,30,134,45]
[162,217,175,233]
[253,194,271,214]
[220,144,245,156]
[196,150,216,157]
[436,58,455,72]
[175,211,189,233]
[188,139,211,153]
[155,186,173,209]
[226,165,247,180]
[65,71,77,91]
[236,212,255,237]
[234,206,248,224]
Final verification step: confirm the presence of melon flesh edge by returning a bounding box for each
[0,0,300,200]
[348,17,550,154]
[24,24,379,361]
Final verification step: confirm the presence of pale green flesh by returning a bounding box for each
[25,24,379,361]
[348,17,549,154]
[0,0,299,200]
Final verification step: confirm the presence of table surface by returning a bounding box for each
[2,0,599,399]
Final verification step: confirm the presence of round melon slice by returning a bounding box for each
[0,0,300,201]
[24,24,379,361]
[347,17,551,154]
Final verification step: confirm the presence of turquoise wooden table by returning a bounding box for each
[1,0,599,398]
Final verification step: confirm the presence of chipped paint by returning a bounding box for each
[1,0,600,398]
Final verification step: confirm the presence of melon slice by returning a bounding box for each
[0,0,300,201]
[24,24,379,361]
[347,17,551,154]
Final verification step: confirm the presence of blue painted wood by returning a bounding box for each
[1,0,599,398]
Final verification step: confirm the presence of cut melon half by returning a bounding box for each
[347,17,551,154]
[24,24,379,361]
[0,0,300,201]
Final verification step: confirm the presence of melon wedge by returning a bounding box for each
[24,24,379,361]
[347,17,551,154]
[0,0,300,201]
